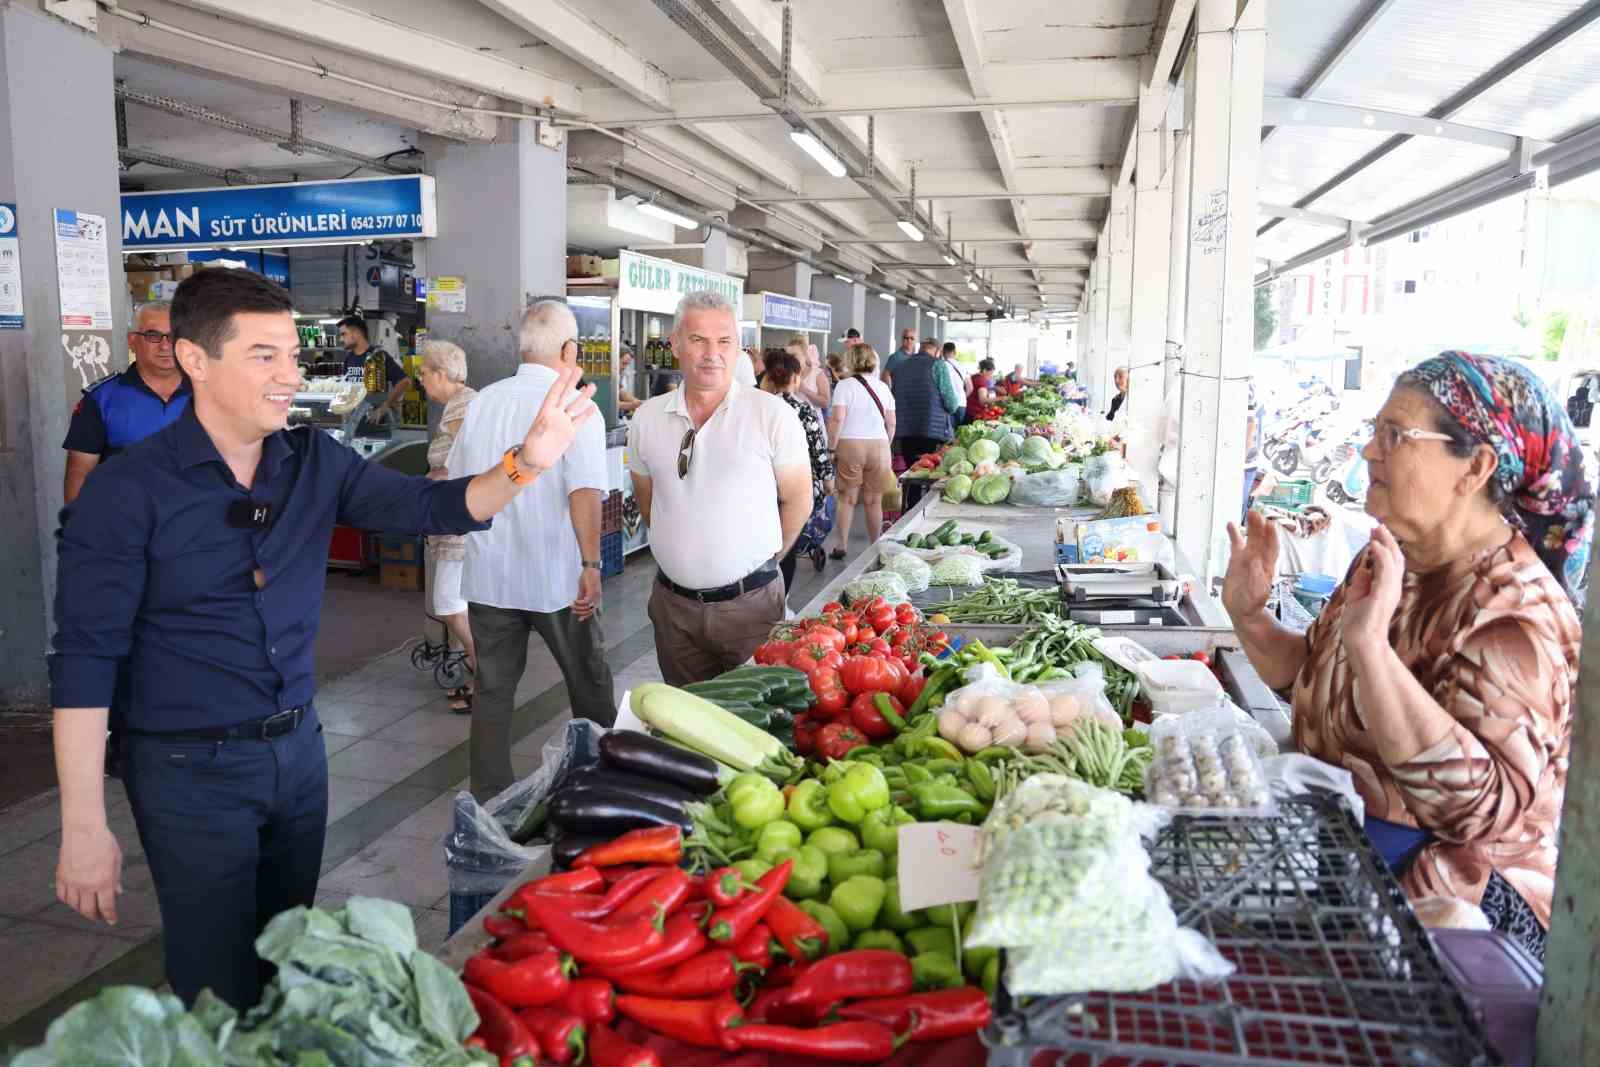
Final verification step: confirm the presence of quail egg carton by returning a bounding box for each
[1143,706,1276,817]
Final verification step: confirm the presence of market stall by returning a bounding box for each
[743,291,834,356]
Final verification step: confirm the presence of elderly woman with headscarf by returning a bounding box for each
[417,339,479,712]
[1223,352,1592,959]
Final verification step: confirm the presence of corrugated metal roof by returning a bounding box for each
[1451,20,1600,139]
[1307,138,1508,221]
[1261,0,1371,98]
[1257,125,1394,207]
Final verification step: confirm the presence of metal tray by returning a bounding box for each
[1059,561,1182,606]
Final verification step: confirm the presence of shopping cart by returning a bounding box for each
[794,495,835,572]
[409,612,472,690]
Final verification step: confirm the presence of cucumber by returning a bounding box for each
[959,533,977,545]
[905,533,924,549]
[978,530,994,544]
[930,519,958,542]
[978,543,1012,558]
[685,684,768,704]
[942,530,962,547]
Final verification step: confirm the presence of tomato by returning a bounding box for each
[822,601,844,614]
[867,638,892,658]
[925,629,950,651]
[890,629,914,649]
[838,654,900,696]
[899,673,928,708]
[815,723,868,761]
[839,622,859,645]
[895,603,918,626]
[813,685,850,720]
[754,640,793,665]
[1162,654,1185,661]
[838,611,859,633]
[848,691,901,740]
[856,626,876,644]
[792,715,818,756]
[807,626,847,653]
[1190,651,1212,666]
[865,602,896,633]
[878,656,909,689]
[807,664,842,694]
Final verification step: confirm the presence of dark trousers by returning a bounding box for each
[469,602,616,800]
[896,435,947,466]
[122,712,328,1009]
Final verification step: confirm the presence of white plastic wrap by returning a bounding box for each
[937,671,1051,754]
[879,549,933,592]
[1143,706,1276,817]
[878,531,1024,573]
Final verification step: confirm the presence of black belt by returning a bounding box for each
[131,707,307,742]
[657,564,780,604]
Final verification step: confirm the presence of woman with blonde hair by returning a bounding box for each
[825,344,896,560]
[416,339,478,712]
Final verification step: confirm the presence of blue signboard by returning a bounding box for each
[760,291,832,334]
[121,175,436,251]
[0,202,22,329]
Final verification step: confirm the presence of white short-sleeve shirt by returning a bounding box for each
[628,380,810,589]
[447,364,608,613]
[831,375,895,441]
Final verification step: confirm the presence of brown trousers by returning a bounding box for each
[647,576,786,686]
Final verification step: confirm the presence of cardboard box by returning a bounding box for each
[1074,514,1168,565]
[379,535,422,564]
[566,254,603,278]
[126,270,164,295]
[380,562,423,592]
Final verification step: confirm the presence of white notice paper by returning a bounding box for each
[896,821,981,912]
[427,275,466,313]
[0,203,23,328]
[52,209,113,330]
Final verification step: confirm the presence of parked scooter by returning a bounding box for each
[1323,421,1373,506]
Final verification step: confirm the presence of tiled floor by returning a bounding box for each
[0,515,875,1044]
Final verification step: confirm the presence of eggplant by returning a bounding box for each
[550,832,611,869]
[564,765,696,810]
[598,730,720,795]
[547,784,693,838]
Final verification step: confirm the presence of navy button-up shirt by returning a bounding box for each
[50,404,490,732]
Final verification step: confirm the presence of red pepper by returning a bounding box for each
[572,825,682,868]
[463,950,574,1008]
[848,690,902,739]
[899,672,928,709]
[746,986,837,1026]
[614,993,743,1050]
[517,1006,586,1065]
[702,866,746,908]
[611,867,693,923]
[598,911,707,978]
[617,948,753,997]
[793,715,819,756]
[682,899,714,926]
[526,896,666,969]
[763,961,802,988]
[588,1024,661,1067]
[595,866,667,917]
[522,867,604,896]
[838,986,992,1041]
[733,922,773,968]
[785,949,914,1006]
[504,890,610,922]
[557,977,615,1024]
[482,912,527,942]
[707,859,791,943]
[728,1020,901,1061]
[762,895,829,961]
[595,864,642,883]
[464,983,540,1067]
[490,930,556,963]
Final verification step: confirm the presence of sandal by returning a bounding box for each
[829,548,847,561]
[447,687,473,715]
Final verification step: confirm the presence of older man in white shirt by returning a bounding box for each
[449,300,615,799]
[629,292,813,685]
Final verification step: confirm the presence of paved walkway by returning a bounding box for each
[0,520,870,1046]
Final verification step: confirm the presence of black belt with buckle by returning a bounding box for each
[658,564,780,604]
[133,707,307,742]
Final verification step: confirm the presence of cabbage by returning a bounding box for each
[943,475,973,503]
[999,432,1026,461]
[884,551,933,593]
[947,459,975,477]
[938,446,969,473]
[1021,435,1054,466]
[931,553,985,586]
[1009,467,1083,507]
[968,439,1001,464]
[988,424,1014,444]
[972,473,1013,504]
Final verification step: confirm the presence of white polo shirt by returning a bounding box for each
[447,363,608,613]
[628,380,810,590]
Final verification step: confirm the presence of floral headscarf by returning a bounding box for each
[1397,352,1594,598]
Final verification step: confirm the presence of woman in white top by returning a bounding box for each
[825,344,897,560]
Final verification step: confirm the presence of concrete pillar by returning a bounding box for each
[1126,61,1175,500]
[699,229,743,276]
[746,261,815,302]
[895,301,922,345]
[1091,245,1111,410]
[1173,0,1266,578]
[810,274,865,353]
[423,122,567,389]
[1105,182,1134,416]
[1160,111,1194,532]
[864,294,895,368]
[0,7,126,704]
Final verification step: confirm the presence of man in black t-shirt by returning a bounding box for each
[338,315,410,426]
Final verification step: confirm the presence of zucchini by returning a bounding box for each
[598,728,721,794]
[548,785,692,837]
[978,543,1012,559]
[978,529,994,544]
[638,686,797,775]
[726,706,775,730]
[683,683,768,704]
[720,665,807,684]
[942,530,961,547]
[930,519,958,541]
[959,533,977,545]
[905,533,924,549]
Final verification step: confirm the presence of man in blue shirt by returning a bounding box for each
[62,300,190,503]
[50,268,597,1009]
[338,315,410,427]
[881,327,917,388]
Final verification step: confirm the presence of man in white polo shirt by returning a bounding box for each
[629,291,813,685]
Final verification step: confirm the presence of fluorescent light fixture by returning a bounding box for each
[982,295,994,305]
[939,314,948,321]
[896,219,924,242]
[877,292,895,302]
[909,300,919,308]
[789,130,847,177]
[942,253,955,265]
[966,280,978,292]
[318,317,343,324]
[926,311,937,320]
[636,201,697,229]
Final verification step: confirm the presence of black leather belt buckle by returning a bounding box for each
[258,708,302,739]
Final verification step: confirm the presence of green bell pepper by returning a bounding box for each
[726,771,769,804]
[798,900,851,955]
[859,805,914,857]
[828,875,887,932]
[920,758,964,776]
[852,930,905,954]
[732,858,773,885]
[853,749,885,767]
[806,826,860,856]
[963,945,998,983]
[775,845,829,900]
[911,951,964,990]
[785,779,834,832]
[826,763,891,824]
[904,927,956,958]
[900,762,933,785]
[754,818,803,862]
[923,901,974,928]
[878,878,922,932]
[909,782,987,821]
[981,954,1000,996]
[827,848,886,884]
[731,775,786,831]
[919,737,964,762]
[820,760,854,786]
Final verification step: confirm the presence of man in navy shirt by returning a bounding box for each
[62,300,190,503]
[50,268,597,1009]
[338,315,410,427]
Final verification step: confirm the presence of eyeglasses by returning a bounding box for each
[677,427,697,479]
[132,330,173,346]
[1373,422,1453,455]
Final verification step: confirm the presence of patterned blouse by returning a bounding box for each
[779,391,833,510]
[1292,531,1581,927]
[424,386,477,563]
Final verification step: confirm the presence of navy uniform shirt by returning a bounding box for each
[63,364,192,458]
[342,347,406,396]
[50,404,490,732]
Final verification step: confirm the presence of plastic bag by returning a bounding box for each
[843,570,910,605]
[1035,672,1121,739]
[1135,658,1225,715]
[881,549,933,592]
[879,529,1024,572]
[937,671,1050,754]
[1083,453,1132,506]
[1008,466,1083,507]
[445,718,603,898]
[930,554,985,587]
[1143,705,1275,816]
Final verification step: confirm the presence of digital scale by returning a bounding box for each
[1056,562,1184,625]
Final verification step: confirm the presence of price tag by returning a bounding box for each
[895,822,981,912]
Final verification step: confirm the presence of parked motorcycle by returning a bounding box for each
[1323,420,1374,506]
